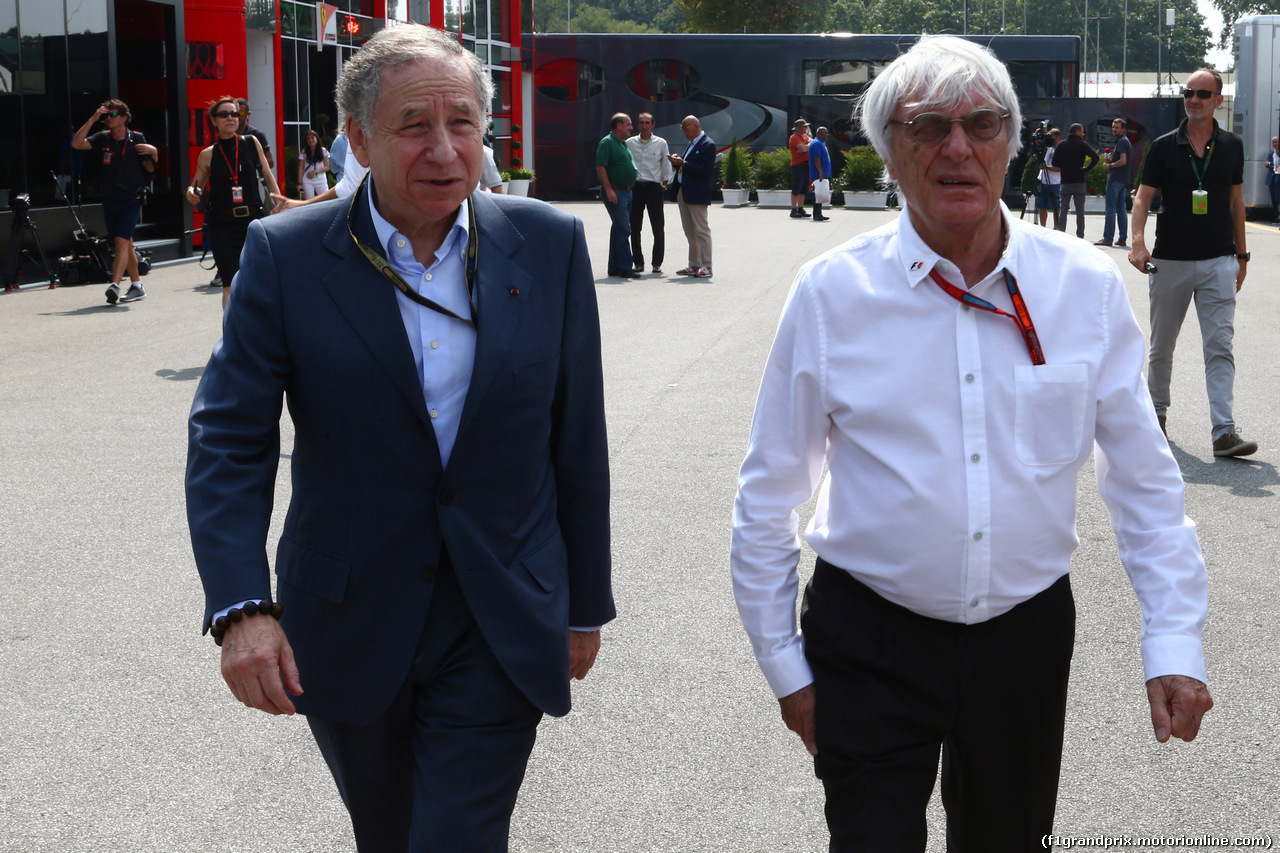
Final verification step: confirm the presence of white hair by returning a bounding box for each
[858,36,1022,166]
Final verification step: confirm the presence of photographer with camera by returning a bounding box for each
[72,100,157,305]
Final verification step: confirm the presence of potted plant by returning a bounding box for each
[718,141,753,207]
[838,146,887,209]
[1085,153,1108,213]
[753,148,793,208]
[506,167,534,197]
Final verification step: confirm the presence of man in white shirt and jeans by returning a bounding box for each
[730,36,1212,852]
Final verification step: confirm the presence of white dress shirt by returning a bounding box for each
[730,203,1209,700]
[626,133,673,184]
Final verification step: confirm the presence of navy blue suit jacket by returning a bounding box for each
[186,190,614,724]
[675,134,717,205]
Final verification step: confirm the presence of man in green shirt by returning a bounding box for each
[596,113,640,278]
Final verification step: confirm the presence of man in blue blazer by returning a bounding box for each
[185,25,613,852]
[669,115,717,278]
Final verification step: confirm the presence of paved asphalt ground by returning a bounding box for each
[2,198,1277,852]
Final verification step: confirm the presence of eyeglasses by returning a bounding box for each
[885,109,1010,146]
[1181,88,1216,100]
[212,110,239,119]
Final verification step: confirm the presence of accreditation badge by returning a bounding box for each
[231,185,244,203]
[1192,189,1208,215]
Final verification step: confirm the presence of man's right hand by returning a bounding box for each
[219,614,303,715]
[778,684,818,756]
[1127,241,1153,274]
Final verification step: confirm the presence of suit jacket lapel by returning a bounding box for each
[456,192,532,438]
[318,191,435,432]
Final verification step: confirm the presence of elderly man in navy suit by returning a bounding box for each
[185,24,613,852]
[669,115,717,278]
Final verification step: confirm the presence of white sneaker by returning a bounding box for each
[121,284,146,303]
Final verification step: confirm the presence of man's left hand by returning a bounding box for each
[1236,259,1247,291]
[569,630,601,680]
[1146,674,1213,743]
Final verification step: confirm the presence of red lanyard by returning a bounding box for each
[218,136,240,186]
[929,267,1046,365]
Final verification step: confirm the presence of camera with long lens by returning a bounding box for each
[9,192,32,218]
[1021,118,1053,164]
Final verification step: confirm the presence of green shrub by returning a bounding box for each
[753,148,793,189]
[718,140,753,188]
[507,167,535,180]
[838,146,884,191]
[1020,155,1041,195]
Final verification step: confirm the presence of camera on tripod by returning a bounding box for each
[1021,118,1054,164]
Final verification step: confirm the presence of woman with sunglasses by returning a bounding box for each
[297,129,330,200]
[186,96,281,309]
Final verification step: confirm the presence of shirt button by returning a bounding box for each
[971,453,980,463]
[430,339,439,350]
[970,597,980,608]
[973,531,983,541]
[396,239,405,248]
[429,408,439,419]
[965,373,975,383]
[424,273,433,282]
[963,304,972,312]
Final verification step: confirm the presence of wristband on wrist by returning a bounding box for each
[210,599,283,646]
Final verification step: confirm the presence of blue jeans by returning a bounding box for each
[1103,181,1128,243]
[602,188,633,274]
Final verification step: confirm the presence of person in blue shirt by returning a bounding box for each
[808,126,832,221]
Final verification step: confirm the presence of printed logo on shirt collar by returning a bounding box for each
[910,261,925,271]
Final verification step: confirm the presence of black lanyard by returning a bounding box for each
[346,174,479,328]
[929,267,1046,366]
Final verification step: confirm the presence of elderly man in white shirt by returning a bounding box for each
[730,35,1212,853]
[626,112,673,274]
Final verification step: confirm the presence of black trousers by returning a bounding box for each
[802,558,1076,853]
[206,216,255,289]
[306,554,543,853]
[629,181,665,269]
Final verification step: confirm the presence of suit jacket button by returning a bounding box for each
[421,566,436,582]
[439,489,454,505]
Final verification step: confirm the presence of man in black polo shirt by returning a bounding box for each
[1129,68,1257,458]
[1053,123,1099,238]
[71,99,158,304]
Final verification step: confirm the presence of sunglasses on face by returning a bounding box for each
[106,111,120,118]
[213,110,239,119]
[1181,88,1216,100]
[886,109,1009,146]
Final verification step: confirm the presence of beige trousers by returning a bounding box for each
[677,188,712,269]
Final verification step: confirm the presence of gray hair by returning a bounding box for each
[336,24,494,133]
[858,36,1022,166]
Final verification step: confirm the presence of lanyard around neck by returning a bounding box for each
[218,136,240,184]
[1188,138,1214,190]
[347,174,479,329]
[929,267,1046,366]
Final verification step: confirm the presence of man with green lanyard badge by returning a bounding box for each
[1129,68,1257,457]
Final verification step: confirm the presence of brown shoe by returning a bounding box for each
[1212,430,1258,457]
[1158,415,1167,437]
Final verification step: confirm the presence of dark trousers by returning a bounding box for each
[206,216,254,289]
[307,555,543,853]
[802,558,1075,853]
[630,181,665,269]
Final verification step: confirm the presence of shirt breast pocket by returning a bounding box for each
[1014,363,1090,466]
